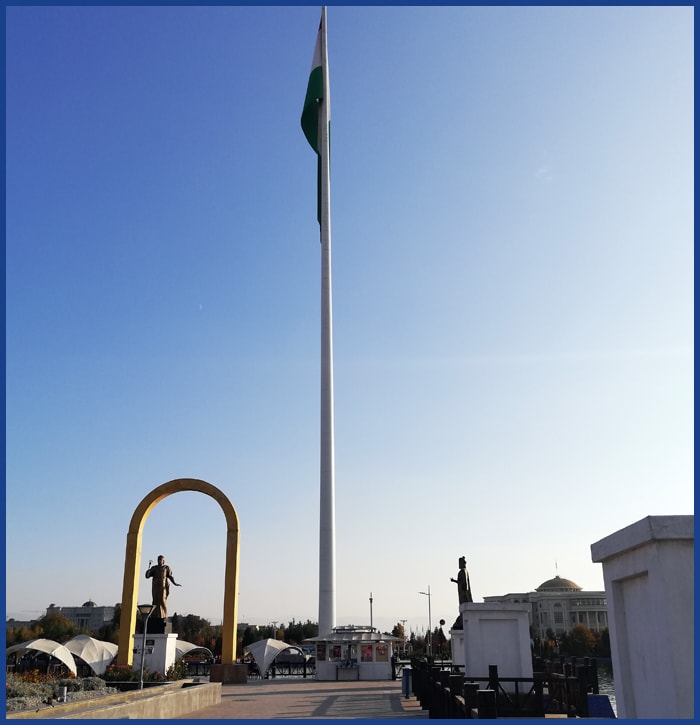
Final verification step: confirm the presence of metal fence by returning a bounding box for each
[411,657,600,718]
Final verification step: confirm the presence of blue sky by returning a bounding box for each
[6,5,693,636]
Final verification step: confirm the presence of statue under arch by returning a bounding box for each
[116,478,240,666]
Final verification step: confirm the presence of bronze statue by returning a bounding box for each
[450,556,472,629]
[451,556,473,604]
[145,554,181,620]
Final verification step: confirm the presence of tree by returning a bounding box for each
[170,613,213,646]
[561,625,596,657]
[36,613,76,643]
[408,630,426,656]
[240,625,260,650]
[300,620,318,640]
[432,625,448,659]
[6,623,41,647]
[96,603,121,644]
[213,630,223,657]
[593,628,611,657]
[391,622,405,641]
[283,619,318,644]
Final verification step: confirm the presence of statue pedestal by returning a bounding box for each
[449,628,464,667]
[210,663,248,684]
[146,617,172,635]
[459,603,532,691]
[132,633,178,677]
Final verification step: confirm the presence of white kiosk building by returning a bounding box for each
[304,626,400,681]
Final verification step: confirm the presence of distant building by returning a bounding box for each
[5,619,35,630]
[483,575,607,638]
[46,601,116,632]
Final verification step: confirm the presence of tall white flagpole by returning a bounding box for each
[317,5,336,638]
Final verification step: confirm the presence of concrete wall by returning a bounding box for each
[591,515,694,719]
[7,681,221,720]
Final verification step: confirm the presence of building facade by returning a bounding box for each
[46,601,116,633]
[483,575,607,638]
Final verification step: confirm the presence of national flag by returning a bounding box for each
[301,17,324,224]
[301,19,323,154]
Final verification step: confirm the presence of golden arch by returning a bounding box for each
[117,478,240,666]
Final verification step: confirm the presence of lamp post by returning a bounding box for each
[137,604,155,689]
[369,592,374,631]
[400,619,407,657]
[418,587,432,657]
[438,619,446,661]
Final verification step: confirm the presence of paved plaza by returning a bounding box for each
[177,678,428,719]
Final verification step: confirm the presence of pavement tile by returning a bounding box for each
[176,679,428,720]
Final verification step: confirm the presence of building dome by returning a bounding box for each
[535,575,582,592]
[82,600,97,607]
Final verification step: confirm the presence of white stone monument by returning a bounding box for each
[132,633,178,679]
[591,514,694,719]
[459,602,532,691]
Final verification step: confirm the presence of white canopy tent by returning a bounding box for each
[175,640,214,661]
[6,638,78,675]
[63,634,118,676]
[7,636,214,677]
[245,638,305,679]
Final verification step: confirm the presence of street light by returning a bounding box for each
[438,619,446,661]
[137,604,156,689]
[369,592,374,631]
[418,586,432,657]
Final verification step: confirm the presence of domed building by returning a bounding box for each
[483,575,607,639]
[46,601,117,632]
[536,576,582,592]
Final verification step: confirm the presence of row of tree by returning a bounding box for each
[5,610,321,656]
[539,624,611,658]
[6,613,609,661]
[5,611,117,647]
[387,621,611,659]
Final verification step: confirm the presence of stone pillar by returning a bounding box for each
[591,515,694,719]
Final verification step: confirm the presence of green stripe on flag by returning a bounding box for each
[301,65,324,155]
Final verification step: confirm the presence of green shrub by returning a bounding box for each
[6,673,53,700]
[7,696,43,712]
[80,677,108,691]
[56,677,82,693]
[166,659,189,680]
[6,674,114,713]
